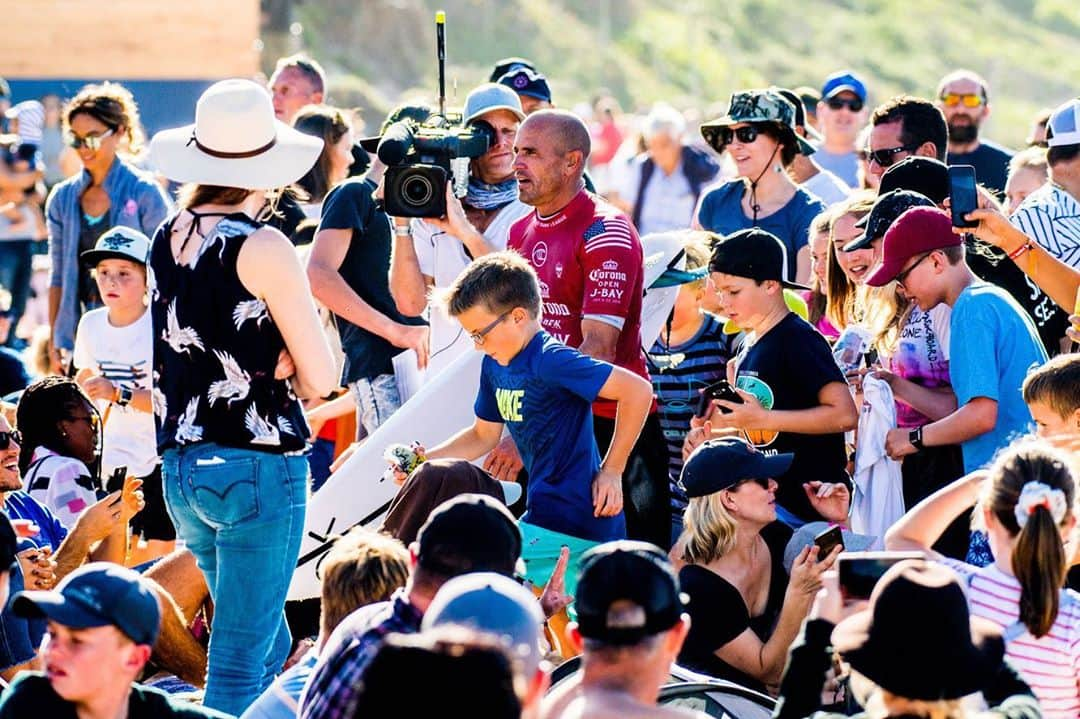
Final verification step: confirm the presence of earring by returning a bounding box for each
[61,431,67,438]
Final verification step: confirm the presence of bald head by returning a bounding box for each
[521,109,591,161]
[936,69,989,101]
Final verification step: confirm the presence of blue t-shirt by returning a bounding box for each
[949,283,1048,472]
[474,331,620,541]
[696,180,824,281]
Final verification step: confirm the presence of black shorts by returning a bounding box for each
[106,465,176,542]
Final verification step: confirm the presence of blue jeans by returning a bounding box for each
[162,443,308,716]
[349,373,402,435]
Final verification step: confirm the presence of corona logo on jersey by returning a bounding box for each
[735,374,778,446]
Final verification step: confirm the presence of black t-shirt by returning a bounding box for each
[965,238,1068,356]
[947,140,1013,198]
[319,178,426,383]
[731,313,849,522]
[265,189,307,241]
[677,521,793,692]
[0,673,229,718]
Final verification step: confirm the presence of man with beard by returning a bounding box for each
[936,70,1013,197]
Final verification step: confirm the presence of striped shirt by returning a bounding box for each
[647,314,736,524]
[1011,183,1080,268]
[943,558,1080,718]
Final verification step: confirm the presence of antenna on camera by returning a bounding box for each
[436,10,447,119]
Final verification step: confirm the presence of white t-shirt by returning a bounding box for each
[943,558,1080,718]
[73,306,158,477]
[410,200,532,377]
[614,154,699,236]
[801,169,851,208]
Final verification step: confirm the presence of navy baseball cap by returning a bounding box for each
[13,563,161,646]
[708,227,809,291]
[679,437,793,498]
[822,70,867,102]
[845,190,935,252]
[498,68,552,104]
[575,541,687,646]
[416,494,522,578]
[488,57,537,84]
[877,156,950,205]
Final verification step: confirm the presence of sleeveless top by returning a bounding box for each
[149,212,308,454]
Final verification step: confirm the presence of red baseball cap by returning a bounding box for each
[865,206,961,287]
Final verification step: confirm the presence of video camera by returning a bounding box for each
[377,113,493,218]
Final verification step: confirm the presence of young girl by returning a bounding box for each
[73,226,173,564]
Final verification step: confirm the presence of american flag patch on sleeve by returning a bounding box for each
[583,218,634,253]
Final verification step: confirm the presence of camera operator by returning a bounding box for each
[388,83,531,379]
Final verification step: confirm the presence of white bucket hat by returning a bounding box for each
[150,79,323,190]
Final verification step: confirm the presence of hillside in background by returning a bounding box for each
[294,0,1080,145]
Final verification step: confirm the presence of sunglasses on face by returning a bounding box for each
[866,144,918,168]
[0,430,21,450]
[717,125,762,148]
[64,414,100,429]
[469,311,511,346]
[826,97,864,112]
[940,93,984,108]
[65,128,115,151]
[730,476,771,491]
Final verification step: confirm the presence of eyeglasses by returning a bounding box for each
[826,97,864,112]
[65,128,115,151]
[469,311,511,345]
[0,430,21,450]
[939,93,984,108]
[717,125,761,147]
[895,252,932,288]
[866,144,919,168]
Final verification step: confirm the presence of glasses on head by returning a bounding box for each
[717,125,762,148]
[469,311,511,346]
[940,93,984,108]
[65,128,115,151]
[866,144,919,168]
[0,430,21,450]
[895,252,933,288]
[826,97,864,113]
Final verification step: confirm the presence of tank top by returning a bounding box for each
[149,211,308,454]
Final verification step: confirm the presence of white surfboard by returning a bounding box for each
[288,232,688,599]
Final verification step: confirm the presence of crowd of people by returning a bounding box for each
[0,50,1076,719]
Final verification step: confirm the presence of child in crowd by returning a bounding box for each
[426,251,653,595]
[693,228,858,527]
[1023,352,1080,440]
[72,226,173,563]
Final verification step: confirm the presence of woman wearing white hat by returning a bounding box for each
[147,79,335,715]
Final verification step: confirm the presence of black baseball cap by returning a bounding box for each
[13,563,162,646]
[679,437,793,498]
[877,156,949,205]
[575,541,686,646]
[845,190,935,252]
[488,57,536,83]
[416,494,521,578]
[708,228,809,291]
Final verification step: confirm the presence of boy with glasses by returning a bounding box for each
[814,71,869,189]
[426,251,653,593]
[865,206,1046,473]
[936,69,1013,197]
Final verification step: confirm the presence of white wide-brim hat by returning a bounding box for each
[150,79,323,190]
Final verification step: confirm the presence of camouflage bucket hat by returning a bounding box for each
[700,89,816,157]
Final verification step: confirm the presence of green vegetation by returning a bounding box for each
[294,0,1080,145]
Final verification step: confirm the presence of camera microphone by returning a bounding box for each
[377,122,415,165]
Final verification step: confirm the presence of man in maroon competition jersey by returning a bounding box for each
[507,109,670,549]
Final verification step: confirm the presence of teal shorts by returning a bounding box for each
[518,521,603,619]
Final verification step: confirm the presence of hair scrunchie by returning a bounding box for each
[1013,481,1068,529]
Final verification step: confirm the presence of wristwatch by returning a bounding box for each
[116,384,134,407]
[908,426,925,451]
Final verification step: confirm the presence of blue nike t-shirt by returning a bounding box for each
[474,331,622,541]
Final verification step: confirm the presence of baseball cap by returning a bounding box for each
[845,190,935,252]
[679,437,793,498]
[422,572,545,675]
[498,68,552,104]
[464,83,525,126]
[1046,98,1080,148]
[13,563,161,646]
[781,522,877,573]
[575,541,687,645]
[877,156,950,204]
[708,227,809,291]
[489,57,537,84]
[416,494,522,578]
[821,70,868,102]
[80,226,151,267]
[865,206,960,287]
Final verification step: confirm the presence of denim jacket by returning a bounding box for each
[45,157,170,349]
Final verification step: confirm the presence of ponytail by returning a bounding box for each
[986,444,1075,638]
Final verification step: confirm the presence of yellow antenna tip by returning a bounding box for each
[436,11,445,23]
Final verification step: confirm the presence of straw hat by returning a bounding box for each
[150,79,323,190]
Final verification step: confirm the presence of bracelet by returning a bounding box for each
[394,225,412,237]
[1007,240,1034,260]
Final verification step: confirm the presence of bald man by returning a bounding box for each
[506,110,670,552]
[936,69,1013,196]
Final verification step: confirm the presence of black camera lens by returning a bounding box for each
[402,174,434,206]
